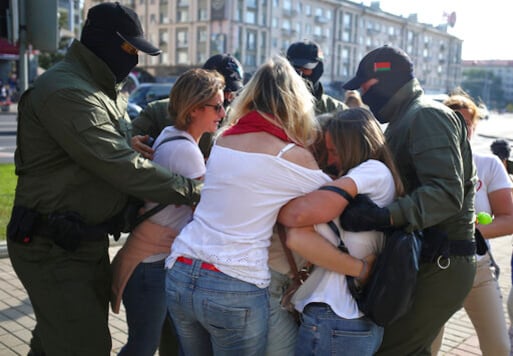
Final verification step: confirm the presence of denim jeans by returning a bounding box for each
[295,303,383,356]
[119,259,167,356]
[266,268,298,356]
[165,259,269,355]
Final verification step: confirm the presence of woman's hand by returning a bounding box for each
[131,135,155,160]
[356,254,377,286]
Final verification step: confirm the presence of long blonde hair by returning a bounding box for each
[223,55,319,147]
[326,107,404,197]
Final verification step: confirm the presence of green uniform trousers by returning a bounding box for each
[8,235,111,356]
[376,255,476,356]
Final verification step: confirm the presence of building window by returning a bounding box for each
[177,29,188,47]
[177,8,189,22]
[198,0,207,20]
[198,27,207,42]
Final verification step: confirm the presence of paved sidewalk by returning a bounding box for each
[0,236,512,355]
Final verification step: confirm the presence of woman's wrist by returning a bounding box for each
[356,258,368,281]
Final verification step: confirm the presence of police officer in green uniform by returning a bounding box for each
[340,45,477,355]
[131,53,244,161]
[6,3,200,356]
[286,40,346,115]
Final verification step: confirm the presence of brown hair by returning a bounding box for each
[443,93,479,126]
[169,68,225,130]
[326,107,404,196]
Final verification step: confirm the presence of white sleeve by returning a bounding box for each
[154,141,206,179]
[485,155,513,193]
[345,160,396,207]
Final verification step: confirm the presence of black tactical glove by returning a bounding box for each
[475,228,488,255]
[339,194,391,232]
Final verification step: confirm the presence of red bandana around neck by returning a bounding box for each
[222,111,292,142]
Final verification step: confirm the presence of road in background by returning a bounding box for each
[0,107,16,164]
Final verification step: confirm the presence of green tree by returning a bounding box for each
[37,9,71,70]
[461,69,504,110]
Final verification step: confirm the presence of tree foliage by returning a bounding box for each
[461,69,504,110]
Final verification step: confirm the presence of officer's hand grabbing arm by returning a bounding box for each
[131,134,154,160]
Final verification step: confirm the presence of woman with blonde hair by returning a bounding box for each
[431,94,513,356]
[112,68,225,356]
[278,107,404,355]
[164,56,368,354]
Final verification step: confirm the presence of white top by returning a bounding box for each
[292,159,396,319]
[143,126,206,262]
[473,152,513,260]
[166,143,331,288]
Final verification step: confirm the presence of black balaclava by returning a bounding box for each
[343,46,414,123]
[303,61,324,100]
[81,26,138,83]
[362,71,412,123]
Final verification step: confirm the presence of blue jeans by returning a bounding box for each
[295,303,383,356]
[266,269,298,356]
[119,259,167,356]
[165,259,269,355]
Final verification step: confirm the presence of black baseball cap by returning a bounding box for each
[343,45,413,90]
[286,40,323,70]
[84,2,161,56]
[203,54,244,92]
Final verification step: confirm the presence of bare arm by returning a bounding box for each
[286,226,374,283]
[278,177,357,227]
[479,188,513,239]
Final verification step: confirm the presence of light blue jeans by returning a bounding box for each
[119,259,168,356]
[165,259,269,355]
[295,302,384,356]
[266,269,298,356]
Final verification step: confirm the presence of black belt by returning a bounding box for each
[33,214,108,242]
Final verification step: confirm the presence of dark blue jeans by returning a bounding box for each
[119,259,167,356]
[296,303,383,356]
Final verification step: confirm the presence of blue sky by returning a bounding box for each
[362,0,511,60]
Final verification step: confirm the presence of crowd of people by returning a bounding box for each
[6,2,513,356]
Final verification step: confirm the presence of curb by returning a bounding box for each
[0,234,128,259]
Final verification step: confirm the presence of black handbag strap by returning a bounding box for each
[152,135,190,150]
[327,220,349,254]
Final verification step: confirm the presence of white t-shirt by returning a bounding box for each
[143,126,206,262]
[292,159,396,319]
[473,152,513,260]
[166,143,332,288]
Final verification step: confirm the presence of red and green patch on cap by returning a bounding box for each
[374,62,391,72]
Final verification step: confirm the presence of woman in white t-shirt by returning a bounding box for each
[164,56,369,355]
[278,108,405,355]
[111,68,225,356]
[431,94,513,356]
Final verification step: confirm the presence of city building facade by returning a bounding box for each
[82,0,463,96]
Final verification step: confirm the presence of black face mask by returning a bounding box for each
[81,28,138,83]
[362,84,392,123]
[300,61,324,99]
[361,72,414,124]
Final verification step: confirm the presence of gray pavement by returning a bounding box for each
[2,113,513,355]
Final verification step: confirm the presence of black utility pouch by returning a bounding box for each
[6,206,39,244]
[48,212,85,252]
